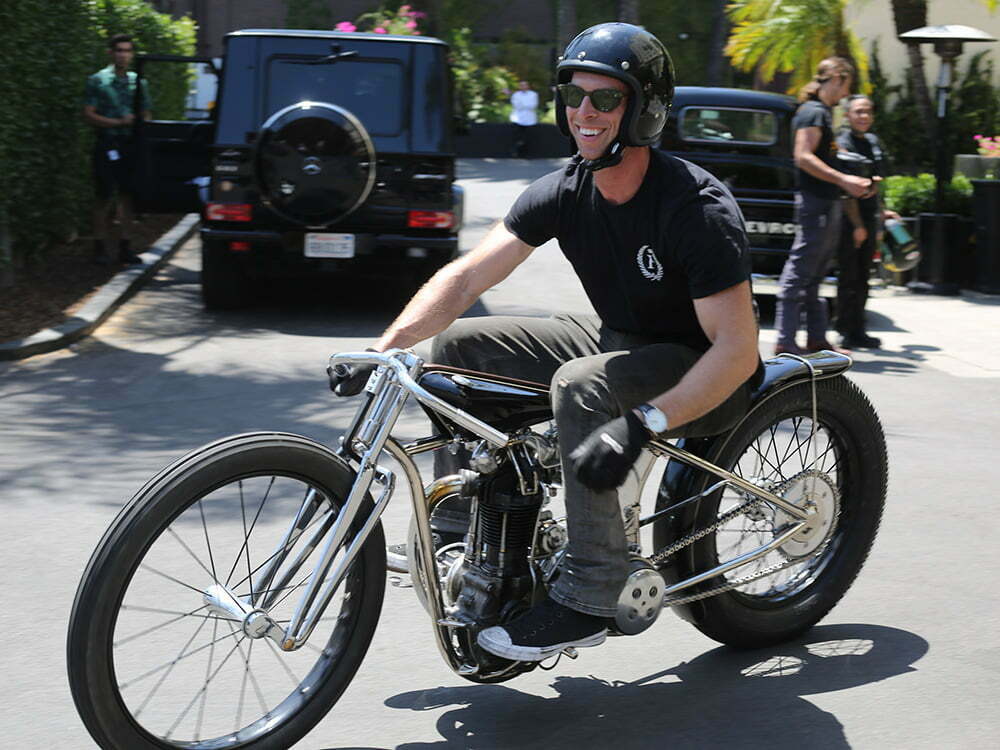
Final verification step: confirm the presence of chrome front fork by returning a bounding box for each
[203,358,414,652]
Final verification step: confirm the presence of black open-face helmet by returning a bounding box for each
[556,23,675,152]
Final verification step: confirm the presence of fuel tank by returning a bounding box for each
[418,366,552,433]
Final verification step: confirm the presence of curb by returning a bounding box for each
[0,213,201,361]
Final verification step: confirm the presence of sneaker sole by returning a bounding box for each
[476,628,607,662]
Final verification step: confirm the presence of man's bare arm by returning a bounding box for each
[374,222,534,351]
[795,127,871,199]
[644,281,760,430]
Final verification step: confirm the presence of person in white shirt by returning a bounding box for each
[509,80,539,157]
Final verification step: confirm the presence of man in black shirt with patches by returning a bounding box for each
[332,23,761,661]
[835,94,900,349]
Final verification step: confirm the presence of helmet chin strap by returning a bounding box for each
[578,140,625,171]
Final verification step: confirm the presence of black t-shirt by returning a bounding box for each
[503,150,752,354]
[793,99,841,200]
[836,129,888,218]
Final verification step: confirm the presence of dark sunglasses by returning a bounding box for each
[557,83,625,112]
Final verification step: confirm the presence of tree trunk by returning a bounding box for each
[891,1,934,139]
[556,0,578,53]
[0,205,13,289]
[706,0,729,85]
[616,0,640,26]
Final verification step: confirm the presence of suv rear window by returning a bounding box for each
[266,57,404,136]
[679,107,777,145]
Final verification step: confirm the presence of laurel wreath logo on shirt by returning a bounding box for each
[636,245,664,282]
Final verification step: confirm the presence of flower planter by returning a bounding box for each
[971,179,1000,294]
[908,213,966,295]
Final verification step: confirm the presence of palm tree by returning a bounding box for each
[724,0,868,95]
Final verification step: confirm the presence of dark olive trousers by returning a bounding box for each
[430,313,751,617]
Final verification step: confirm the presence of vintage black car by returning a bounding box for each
[131,29,463,309]
[659,86,836,297]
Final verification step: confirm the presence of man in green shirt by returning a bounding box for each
[83,34,152,265]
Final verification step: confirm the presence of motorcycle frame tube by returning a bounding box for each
[381,437,470,673]
[659,521,805,598]
[648,439,811,522]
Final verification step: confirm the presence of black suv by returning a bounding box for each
[132,29,463,308]
[660,87,836,297]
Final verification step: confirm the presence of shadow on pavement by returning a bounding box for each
[357,623,927,750]
[847,344,940,376]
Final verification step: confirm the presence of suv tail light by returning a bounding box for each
[407,210,454,229]
[206,203,252,222]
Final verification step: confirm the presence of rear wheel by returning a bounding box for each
[67,433,386,749]
[681,377,886,647]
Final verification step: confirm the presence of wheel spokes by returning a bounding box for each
[112,472,358,746]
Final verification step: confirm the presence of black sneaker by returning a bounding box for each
[841,332,882,349]
[477,596,607,662]
[386,543,409,574]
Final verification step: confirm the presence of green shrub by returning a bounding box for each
[883,173,974,217]
[0,0,194,277]
[447,27,518,123]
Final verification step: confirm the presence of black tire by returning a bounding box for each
[201,241,253,310]
[67,433,386,749]
[680,376,886,648]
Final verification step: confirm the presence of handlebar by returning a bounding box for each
[329,350,510,447]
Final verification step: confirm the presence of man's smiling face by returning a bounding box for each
[566,71,629,161]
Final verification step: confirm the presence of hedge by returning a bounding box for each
[0,0,195,278]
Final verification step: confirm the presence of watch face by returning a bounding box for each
[640,404,668,433]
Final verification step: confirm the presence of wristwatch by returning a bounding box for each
[635,403,669,435]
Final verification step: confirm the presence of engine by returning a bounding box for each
[444,434,561,635]
[451,463,543,630]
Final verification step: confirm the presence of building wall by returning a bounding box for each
[846,0,1000,85]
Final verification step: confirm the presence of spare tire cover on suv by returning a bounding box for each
[255,101,375,226]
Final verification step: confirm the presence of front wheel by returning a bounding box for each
[681,376,886,648]
[67,433,386,749]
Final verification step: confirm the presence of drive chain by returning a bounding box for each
[649,493,803,607]
[648,495,765,567]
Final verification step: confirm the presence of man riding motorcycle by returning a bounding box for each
[331,22,763,662]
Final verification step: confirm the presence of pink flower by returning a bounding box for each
[374,27,387,33]
[405,20,417,29]
[400,4,411,10]
[335,21,356,32]
[410,11,427,18]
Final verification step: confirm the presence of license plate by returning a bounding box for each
[305,233,355,258]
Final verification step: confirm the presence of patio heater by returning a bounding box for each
[899,25,996,294]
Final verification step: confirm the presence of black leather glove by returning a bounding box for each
[327,362,376,397]
[569,411,651,491]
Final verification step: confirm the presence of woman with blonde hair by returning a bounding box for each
[774,57,875,355]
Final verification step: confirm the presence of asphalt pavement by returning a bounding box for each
[1,158,998,748]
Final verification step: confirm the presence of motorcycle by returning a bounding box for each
[68,347,887,749]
